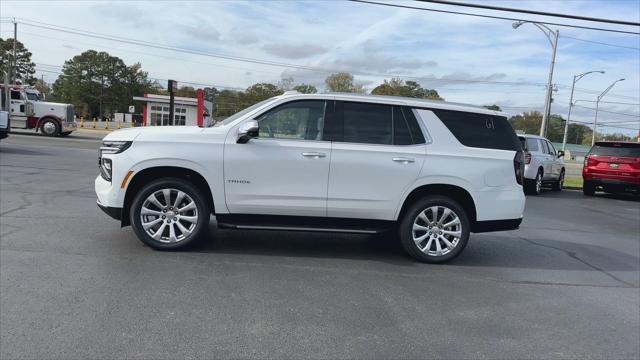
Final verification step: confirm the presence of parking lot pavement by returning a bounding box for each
[1,134,639,359]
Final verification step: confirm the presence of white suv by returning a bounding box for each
[518,134,565,195]
[95,92,526,263]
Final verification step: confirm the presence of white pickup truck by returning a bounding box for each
[95,92,525,263]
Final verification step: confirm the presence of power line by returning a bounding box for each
[417,0,640,27]
[8,18,556,88]
[573,100,640,106]
[573,105,640,118]
[561,35,640,51]
[8,17,638,100]
[347,0,640,35]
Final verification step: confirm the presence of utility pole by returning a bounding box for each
[12,19,17,84]
[99,75,104,121]
[561,70,604,151]
[168,80,177,126]
[541,30,558,137]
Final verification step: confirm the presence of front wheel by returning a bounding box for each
[398,196,470,263]
[130,178,210,250]
[552,170,564,191]
[40,119,60,137]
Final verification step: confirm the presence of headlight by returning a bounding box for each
[99,158,112,181]
[100,141,132,155]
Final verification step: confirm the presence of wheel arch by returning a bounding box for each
[397,183,478,231]
[121,166,214,227]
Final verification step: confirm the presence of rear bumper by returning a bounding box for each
[97,200,122,220]
[584,177,640,190]
[472,218,522,233]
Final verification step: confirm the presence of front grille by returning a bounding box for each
[66,106,75,123]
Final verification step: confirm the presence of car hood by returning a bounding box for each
[102,126,216,142]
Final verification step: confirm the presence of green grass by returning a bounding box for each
[564,176,583,189]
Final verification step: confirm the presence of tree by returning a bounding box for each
[293,84,317,94]
[370,78,443,100]
[52,50,155,118]
[484,104,502,111]
[0,38,36,84]
[278,76,295,91]
[509,111,542,135]
[325,72,365,93]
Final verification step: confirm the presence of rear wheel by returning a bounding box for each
[399,195,470,263]
[583,180,596,196]
[40,119,60,137]
[130,178,210,250]
[552,169,564,191]
[525,170,543,195]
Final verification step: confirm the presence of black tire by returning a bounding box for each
[552,169,564,191]
[524,170,543,195]
[130,178,210,250]
[398,195,470,264]
[583,180,596,196]
[40,119,60,137]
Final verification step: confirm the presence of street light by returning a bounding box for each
[592,78,625,146]
[513,21,559,137]
[562,70,605,151]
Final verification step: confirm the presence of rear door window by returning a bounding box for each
[431,109,521,151]
[342,102,393,145]
[590,143,640,157]
[526,138,540,152]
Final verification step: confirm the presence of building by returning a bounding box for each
[133,89,211,127]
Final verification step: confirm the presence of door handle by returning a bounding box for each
[393,157,415,164]
[302,152,326,159]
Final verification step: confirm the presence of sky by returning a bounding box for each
[1,0,639,136]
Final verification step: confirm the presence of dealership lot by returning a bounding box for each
[1,134,639,359]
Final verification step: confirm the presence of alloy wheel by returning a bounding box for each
[536,173,542,194]
[412,206,462,257]
[140,188,198,243]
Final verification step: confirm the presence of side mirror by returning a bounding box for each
[557,150,564,158]
[237,120,259,144]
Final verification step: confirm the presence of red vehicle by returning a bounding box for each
[582,141,640,196]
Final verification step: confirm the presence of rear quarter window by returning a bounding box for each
[432,109,521,151]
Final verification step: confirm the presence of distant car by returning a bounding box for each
[518,134,565,195]
[583,141,640,196]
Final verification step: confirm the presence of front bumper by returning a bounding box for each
[97,199,122,220]
[61,121,77,133]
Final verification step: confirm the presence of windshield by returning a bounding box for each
[214,98,277,127]
[25,92,40,101]
[591,143,640,157]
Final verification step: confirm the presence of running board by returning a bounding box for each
[215,214,392,234]
[219,224,379,234]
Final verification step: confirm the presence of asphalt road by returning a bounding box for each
[1,133,639,359]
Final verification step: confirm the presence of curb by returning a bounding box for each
[564,186,582,190]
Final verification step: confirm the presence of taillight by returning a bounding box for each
[524,151,532,164]
[586,155,598,167]
[514,151,524,185]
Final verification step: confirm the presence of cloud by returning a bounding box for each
[232,31,260,45]
[185,26,221,42]
[334,56,437,74]
[262,43,328,59]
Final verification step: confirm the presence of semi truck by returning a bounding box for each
[0,84,76,137]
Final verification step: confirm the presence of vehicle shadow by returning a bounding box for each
[0,145,47,156]
[192,220,639,272]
